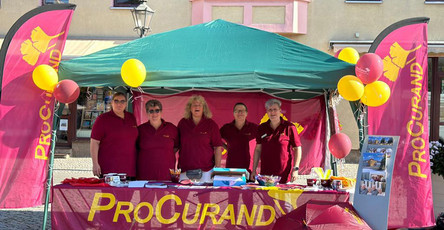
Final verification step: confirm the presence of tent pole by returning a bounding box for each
[42,102,62,230]
[325,91,337,176]
[126,89,133,113]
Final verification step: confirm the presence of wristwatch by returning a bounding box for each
[293,166,299,171]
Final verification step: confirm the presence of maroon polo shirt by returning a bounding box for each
[178,117,223,172]
[256,118,301,183]
[91,110,138,177]
[220,120,258,170]
[137,119,178,180]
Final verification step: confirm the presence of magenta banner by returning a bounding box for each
[133,91,327,174]
[52,184,349,229]
[367,18,434,228]
[0,4,75,208]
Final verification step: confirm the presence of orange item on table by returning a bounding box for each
[330,176,355,188]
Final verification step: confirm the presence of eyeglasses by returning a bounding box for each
[148,109,161,114]
[113,99,127,104]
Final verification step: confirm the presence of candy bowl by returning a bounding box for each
[169,168,181,183]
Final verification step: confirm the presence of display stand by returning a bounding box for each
[353,135,399,230]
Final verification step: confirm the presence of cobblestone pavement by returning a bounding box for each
[0,157,358,229]
[0,157,93,230]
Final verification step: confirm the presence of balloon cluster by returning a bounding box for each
[32,64,80,103]
[121,59,146,87]
[336,48,390,107]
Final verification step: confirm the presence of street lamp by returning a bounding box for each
[131,0,155,38]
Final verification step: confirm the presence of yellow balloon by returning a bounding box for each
[337,75,364,101]
[32,64,58,92]
[338,47,360,64]
[121,59,146,87]
[361,81,391,107]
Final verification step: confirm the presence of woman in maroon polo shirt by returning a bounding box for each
[220,103,258,171]
[137,99,179,180]
[90,92,138,178]
[178,95,223,173]
[250,99,302,184]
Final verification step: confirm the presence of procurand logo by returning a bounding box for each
[20,26,64,66]
[382,42,421,82]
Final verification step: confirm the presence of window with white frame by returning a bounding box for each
[114,0,139,7]
[345,0,382,2]
[43,0,69,4]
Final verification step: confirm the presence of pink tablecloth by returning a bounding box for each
[51,184,349,230]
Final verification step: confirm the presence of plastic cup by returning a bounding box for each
[170,173,180,183]
[170,169,180,183]
[307,178,317,187]
[104,174,111,183]
[332,180,342,190]
[321,179,332,188]
[118,173,127,183]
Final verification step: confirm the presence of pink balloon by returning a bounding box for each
[53,80,80,104]
[355,53,383,84]
[328,133,352,159]
[334,49,343,58]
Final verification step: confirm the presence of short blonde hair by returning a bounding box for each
[184,95,212,119]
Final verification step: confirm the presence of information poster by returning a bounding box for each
[353,135,399,230]
[59,119,68,131]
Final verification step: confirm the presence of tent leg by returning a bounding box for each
[325,92,337,175]
[42,105,60,230]
[331,161,338,176]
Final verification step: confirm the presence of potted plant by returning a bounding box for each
[430,139,444,224]
[430,139,444,179]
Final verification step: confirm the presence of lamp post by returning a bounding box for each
[131,0,155,38]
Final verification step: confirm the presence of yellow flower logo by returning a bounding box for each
[382,42,421,82]
[267,189,303,212]
[20,26,65,66]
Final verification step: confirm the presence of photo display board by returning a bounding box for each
[353,135,400,230]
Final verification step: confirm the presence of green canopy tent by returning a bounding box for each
[57,19,360,178]
[58,19,354,99]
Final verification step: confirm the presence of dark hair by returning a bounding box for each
[112,92,126,100]
[145,99,163,112]
[233,102,247,112]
